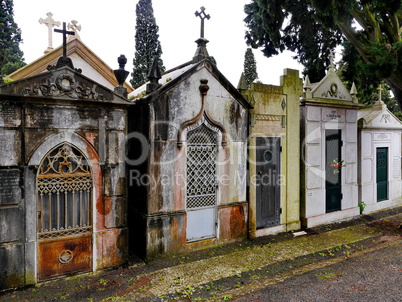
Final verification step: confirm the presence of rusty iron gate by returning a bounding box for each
[186,123,218,242]
[36,143,92,281]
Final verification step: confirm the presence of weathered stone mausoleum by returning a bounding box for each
[358,96,402,213]
[127,10,251,258]
[0,50,130,289]
[300,61,361,227]
[239,69,303,238]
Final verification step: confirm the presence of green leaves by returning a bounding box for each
[131,0,165,89]
[0,0,25,76]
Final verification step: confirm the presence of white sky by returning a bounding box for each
[13,0,303,87]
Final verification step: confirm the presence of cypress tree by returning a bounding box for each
[0,0,25,76]
[243,48,258,88]
[131,0,165,89]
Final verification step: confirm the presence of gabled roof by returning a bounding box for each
[0,65,131,106]
[7,37,133,94]
[129,59,252,109]
[358,100,402,129]
[311,69,353,102]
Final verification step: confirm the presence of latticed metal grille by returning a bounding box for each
[186,124,217,209]
[37,143,92,238]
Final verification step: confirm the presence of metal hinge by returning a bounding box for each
[341,193,343,199]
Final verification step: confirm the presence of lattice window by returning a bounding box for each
[37,143,92,239]
[186,124,217,209]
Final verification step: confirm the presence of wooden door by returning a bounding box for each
[325,130,342,213]
[37,143,92,281]
[256,137,281,229]
[376,147,388,201]
[186,124,217,242]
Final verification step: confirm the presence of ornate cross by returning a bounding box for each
[67,20,81,41]
[54,22,75,58]
[195,6,210,38]
[39,12,60,51]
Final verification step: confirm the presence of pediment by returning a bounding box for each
[0,66,130,105]
[312,71,352,102]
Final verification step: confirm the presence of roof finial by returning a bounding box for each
[193,7,211,63]
[67,20,81,41]
[39,12,60,53]
[114,55,129,98]
[146,56,162,94]
[47,22,78,71]
[195,6,210,39]
[377,83,383,101]
[328,51,335,73]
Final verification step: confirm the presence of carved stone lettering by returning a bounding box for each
[0,170,21,205]
[0,105,21,127]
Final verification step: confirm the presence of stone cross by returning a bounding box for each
[54,22,75,58]
[377,83,383,101]
[67,20,81,41]
[39,12,60,52]
[195,6,210,38]
[328,51,335,72]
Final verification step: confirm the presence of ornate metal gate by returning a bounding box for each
[186,123,218,242]
[37,143,92,280]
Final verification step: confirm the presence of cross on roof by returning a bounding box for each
[54,22,75,58]
[39,12,60,52]
[328,51,335,72]
[195,6,210,38]
[377,83,383,101]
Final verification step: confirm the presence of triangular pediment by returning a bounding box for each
[311,70,353,102]
[358,101,402,129]
[7,37,133,94]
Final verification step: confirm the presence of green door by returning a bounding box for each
[325,130,342,213]
[376,147,388,202]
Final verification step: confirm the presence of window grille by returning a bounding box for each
[37,143,92,239]
[186,124,217,209]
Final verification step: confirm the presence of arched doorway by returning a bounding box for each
[36,143,93,280]
[186,121,219,242]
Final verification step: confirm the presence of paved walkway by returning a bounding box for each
[1,207,401,301]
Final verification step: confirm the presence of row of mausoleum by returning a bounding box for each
[0,12,400,291]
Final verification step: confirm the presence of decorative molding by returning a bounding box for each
[21,73,106,100]
[255,114,282,121]
[321,82,346,99]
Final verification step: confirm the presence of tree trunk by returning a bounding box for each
[385,73,402,110]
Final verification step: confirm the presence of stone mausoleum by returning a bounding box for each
[127,8,251,258]
[300,60,361,227]
[0,43,130,289]
[358,93,402,213]
[239,69,303,238]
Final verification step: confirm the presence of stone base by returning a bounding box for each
[364,198,402,214]
[303,207,360,228]
[249,220,301,239]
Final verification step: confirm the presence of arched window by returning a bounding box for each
[37,143,92,239]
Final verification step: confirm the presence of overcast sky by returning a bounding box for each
[13,0,303,87]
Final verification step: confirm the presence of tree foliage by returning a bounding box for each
[131,0,165,89]
[338,40,401,119]
[243,48,258,88]
[244,0,402,108]
[0,0,25,77]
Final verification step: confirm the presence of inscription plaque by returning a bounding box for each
[0,169,21,205]
[392,156,401,179]
[0,104,21,127]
